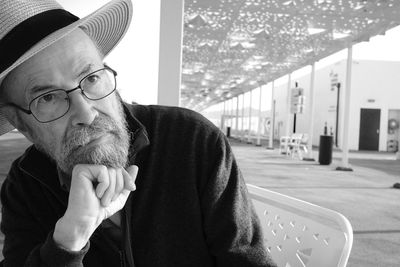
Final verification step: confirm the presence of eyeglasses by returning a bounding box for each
[7,65,117,123]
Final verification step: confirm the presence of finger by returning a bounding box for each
[101,168,116,207]
[112,168,124,202]
[123,165,138,191]
[94,166,110,198]
[103,189,131,219]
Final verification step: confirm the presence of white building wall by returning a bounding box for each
[350,60,400,151]
[273,60,400,151]
[274,81,290,138]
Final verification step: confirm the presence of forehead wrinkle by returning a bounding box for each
[23,69,59,103]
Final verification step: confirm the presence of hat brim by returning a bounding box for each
[0,0,133,135]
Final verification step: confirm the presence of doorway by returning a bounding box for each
[359,108,380,151]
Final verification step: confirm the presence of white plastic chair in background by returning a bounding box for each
[247,184,353,267]
[288,134,308,160]
[279,134,308,159]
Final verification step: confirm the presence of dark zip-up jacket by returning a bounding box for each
[1,103,276,267]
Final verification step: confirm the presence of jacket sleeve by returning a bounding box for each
[200,132,277,267]
[0,163,89,266]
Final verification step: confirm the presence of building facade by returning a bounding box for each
[273,60,400,152]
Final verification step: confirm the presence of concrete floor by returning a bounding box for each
[0,132,399,266]
[230,138,400,267]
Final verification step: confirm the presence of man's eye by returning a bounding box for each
[38,93,56,103]
[86,74,100,84]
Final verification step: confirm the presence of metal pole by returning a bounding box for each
[304,63,316,160]
[241,93,245,141]
[226,100,230,128]
[231,98,234,128]
[267,81,275,149]
[228,98,232,128]
[337,46,354,171]
[222,101,226,131]
[247,89,253,143]
[235,96,239,136]
[256,85,263,146]
[285,74,292,138]
[335,83,341,147]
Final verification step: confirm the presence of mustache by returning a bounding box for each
[62,115,122,152]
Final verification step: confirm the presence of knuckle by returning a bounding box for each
[100,165,108,173]
[109,168,116,176]
[72,164,83,174]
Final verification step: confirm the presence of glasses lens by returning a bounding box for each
[81,68,116,100]
[30,90,69,122]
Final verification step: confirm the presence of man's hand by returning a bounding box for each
[53,164,138,251]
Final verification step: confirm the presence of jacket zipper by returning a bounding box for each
[119,250,126,267]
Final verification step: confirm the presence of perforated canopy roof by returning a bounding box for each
[181,0,400,110]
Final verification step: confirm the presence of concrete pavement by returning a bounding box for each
[230,138,400,267]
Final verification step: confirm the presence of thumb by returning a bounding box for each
[123,165,138,191]
[127,165,138,177]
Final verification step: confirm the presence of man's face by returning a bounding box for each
[2,29,130,175]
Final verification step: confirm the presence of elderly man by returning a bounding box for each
[0,0,276,266]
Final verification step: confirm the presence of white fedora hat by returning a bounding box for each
[0,0,133,135]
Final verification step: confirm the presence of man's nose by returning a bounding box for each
[68,90,98,126]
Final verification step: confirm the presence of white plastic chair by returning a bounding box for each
[287,134,303,158]
[280,134,308,159]
[288,134,308,160]
[247,184,353,267]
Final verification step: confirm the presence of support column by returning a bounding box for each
[337,46,354,171]
[235,96,240,136]
[241,93,245,141]
[157,0,184,106]
[285,74,292,137]
[267,81,275,149]
[230,98,234,128]
[222,101,226,131]
[227,99,231,128]
[247,90,253,143]
[225,99,230,128]
[227,99,232,137]
[304,63,317,161]
[256,85,263,146]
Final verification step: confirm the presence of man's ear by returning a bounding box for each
[1,77,34,142]
[1,107,34,142]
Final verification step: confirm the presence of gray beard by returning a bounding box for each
[56,113,130,175]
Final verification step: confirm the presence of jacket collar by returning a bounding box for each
[123,103,150,164]
[18,102,150,199]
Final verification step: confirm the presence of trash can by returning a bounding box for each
[226,127,231,137]
[318,135,333,165]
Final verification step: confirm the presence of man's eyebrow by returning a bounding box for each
[77,64,95,79]
[29,85,56,96]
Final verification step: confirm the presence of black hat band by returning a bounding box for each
[0,9,79,74]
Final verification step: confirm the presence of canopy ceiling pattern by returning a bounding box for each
[181,0,400,111]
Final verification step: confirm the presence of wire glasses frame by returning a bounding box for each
[6,65,117,123]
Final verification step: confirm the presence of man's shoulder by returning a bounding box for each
[125,103,224,147]
[128,104,218,132]
[5,145,52,184]
[3,145,35,186]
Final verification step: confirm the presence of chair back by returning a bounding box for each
[301,133,308,144]
[247,184,353,267]
[290,133,303,141]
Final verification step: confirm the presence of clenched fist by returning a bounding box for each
[53,164,138,251]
